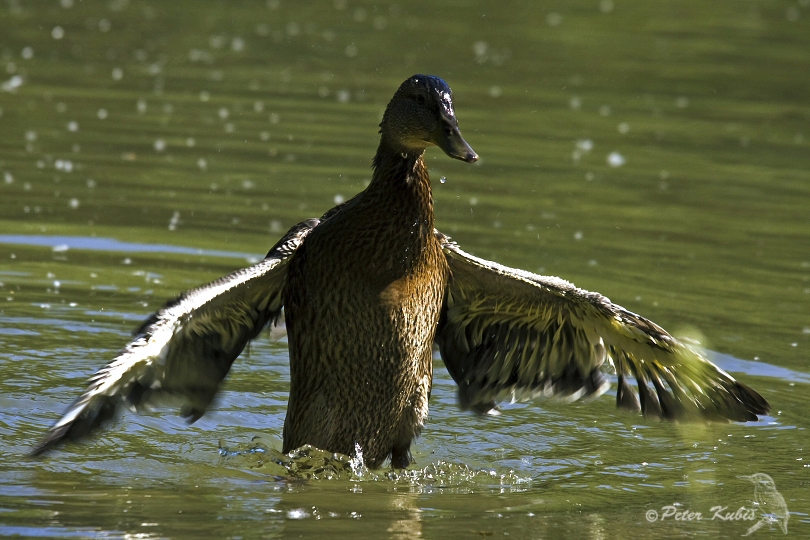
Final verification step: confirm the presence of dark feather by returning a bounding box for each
[435,231,769,423]
[28,219,317,456]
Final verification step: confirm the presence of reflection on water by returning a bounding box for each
[0,235,257,260]
[1,0,809,538]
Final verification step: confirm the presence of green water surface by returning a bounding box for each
[1,1,808,538]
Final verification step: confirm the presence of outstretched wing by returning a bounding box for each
[434,232,769,422]
[29,219,319,456]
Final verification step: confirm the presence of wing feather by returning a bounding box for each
[29,219,318,456]
[434,231,769,422]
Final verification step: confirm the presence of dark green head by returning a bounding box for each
[379,75,478,163]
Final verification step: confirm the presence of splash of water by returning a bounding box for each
[349,442,368,477]
[219,437,532,490]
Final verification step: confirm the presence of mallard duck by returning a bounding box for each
[29,75,769,468]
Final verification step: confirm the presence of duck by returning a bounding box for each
[29,75,770,468]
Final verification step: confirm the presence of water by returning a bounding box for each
[1,0,809,538]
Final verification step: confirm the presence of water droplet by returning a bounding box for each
[353,7,367,22]
[168,210,180,231]
[607,151,625,167]
[439,176,447,184]
[786,6,800,22]
[473,41,489,64]
[55,159,73,172]
[286,22,300,36]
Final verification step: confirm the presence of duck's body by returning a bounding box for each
[283,152,447,467]
[29,76,769,466]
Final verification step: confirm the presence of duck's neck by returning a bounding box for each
[365,143,435,233]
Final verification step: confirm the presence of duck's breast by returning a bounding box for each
[281,215,447,462]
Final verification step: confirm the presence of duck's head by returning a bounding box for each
[380,75,478,163]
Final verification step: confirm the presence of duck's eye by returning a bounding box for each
[415,94,425,105]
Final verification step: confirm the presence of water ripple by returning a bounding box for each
[0,235,254,260]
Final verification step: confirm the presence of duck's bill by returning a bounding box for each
[432,119,478,163]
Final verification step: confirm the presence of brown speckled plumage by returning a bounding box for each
[280,76,478,468]
[283,155,448,468]
[30,75,769,466]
